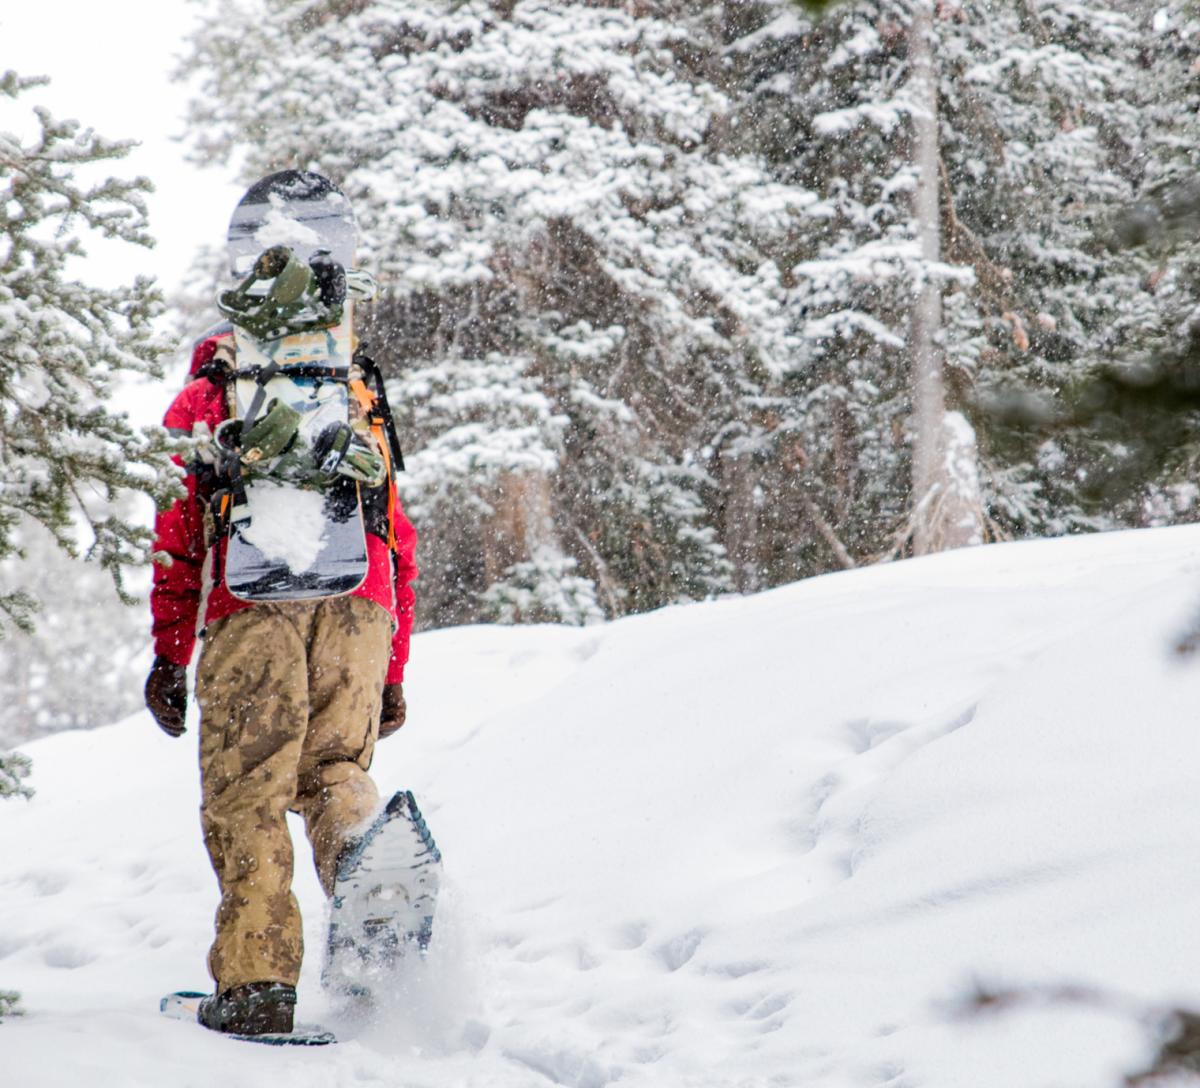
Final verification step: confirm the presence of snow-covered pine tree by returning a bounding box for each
[0,71,181,634]
[936,0,1164,533]
[728,0,1165,572]
[1093,1,1200,529]
[180,0,809,622]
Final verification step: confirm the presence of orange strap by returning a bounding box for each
[349,378,398,552]
[349,377,374,417]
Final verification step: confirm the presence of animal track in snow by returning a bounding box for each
[503,1042,620,1088]
[574,941,601,971]
[653,928,705,972]
[608,920,649,950]
[729,991,792,1021]
[12,868,70,897]
[574,637,603,662]
[702,958,769,979]
[874,1060,909,1085]
[787,772,841,853]
[792,703,981,876]
[844,719,910,755]
[939,702,978,737]
[42,943,96,968]
[630,1042,667,1064]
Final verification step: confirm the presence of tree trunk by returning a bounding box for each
[483,470,560,586]
[723,449,761,593]
[907,0,983,555]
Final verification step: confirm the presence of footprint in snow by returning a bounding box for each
[653,928,704,972]
[608,920,649,951]
[42,943,96,969]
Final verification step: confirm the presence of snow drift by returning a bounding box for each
[5,525,1200,1087]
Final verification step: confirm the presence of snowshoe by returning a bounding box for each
[323,790,442,1000]
[160,985,336,1046]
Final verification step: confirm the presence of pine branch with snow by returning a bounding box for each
[0,71,183,634]
[0,990,23,1021]
[0,749,32,800]
[731,0,1188,560]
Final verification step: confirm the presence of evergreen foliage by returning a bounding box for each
[0,989,23,1021]
[181,0,806,622]
[0,749,32,800]
[727,0,1180,571]
[1091,1,1200,527]
[177,1,1200,624]
[0,71,182,635]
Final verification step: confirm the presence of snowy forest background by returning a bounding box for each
[6,0,1200,749]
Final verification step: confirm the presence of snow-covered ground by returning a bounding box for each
[5,525,1200,1087]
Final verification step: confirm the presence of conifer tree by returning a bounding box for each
[178,0,1190,608]
[728,0,1168,575]
[1092,1,1200,527]
[0,71,181,634]
[181,0,804,623]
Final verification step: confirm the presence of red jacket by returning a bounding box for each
[150,334,417,683]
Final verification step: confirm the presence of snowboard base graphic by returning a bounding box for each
[220,170,369,602]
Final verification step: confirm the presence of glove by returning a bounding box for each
[378,683,406,739]
[145,656,188,737]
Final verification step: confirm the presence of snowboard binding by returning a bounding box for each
[218,245,346,341]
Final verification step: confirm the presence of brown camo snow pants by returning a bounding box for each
[196,595,393,992]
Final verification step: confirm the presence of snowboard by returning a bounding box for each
[323,790,443,1000]
[159,990,337,1046]
[219,170,370,602]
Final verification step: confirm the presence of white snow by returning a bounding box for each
[255,207,325,251]
[6,525,1200,1085]
[240,482,328,574]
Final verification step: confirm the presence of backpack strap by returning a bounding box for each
[353,348,405,472]
[350,347,405,552]
[223,361,286,527]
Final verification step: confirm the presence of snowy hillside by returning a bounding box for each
[7,526,1200,1087]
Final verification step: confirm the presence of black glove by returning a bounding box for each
[379,683,406,739]
[145,656,188,737]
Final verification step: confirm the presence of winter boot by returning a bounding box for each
[323,790,442,999]
[197,981,296,1035]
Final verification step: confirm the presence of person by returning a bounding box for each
[144,328,418,1036]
